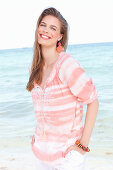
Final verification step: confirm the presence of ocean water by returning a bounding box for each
[0,42,113,164]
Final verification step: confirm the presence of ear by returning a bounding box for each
[58,33,63,41]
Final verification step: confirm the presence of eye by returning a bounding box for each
[40,23,46,27]
[51,27,56,31]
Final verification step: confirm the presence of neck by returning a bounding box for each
[41,46,60,68]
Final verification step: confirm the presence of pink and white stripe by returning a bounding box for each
[29,51,98,166]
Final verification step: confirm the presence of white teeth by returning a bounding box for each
[41,34,50,39]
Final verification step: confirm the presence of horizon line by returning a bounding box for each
[0,41,113,51]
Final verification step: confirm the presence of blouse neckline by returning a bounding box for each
[33,51,64,91]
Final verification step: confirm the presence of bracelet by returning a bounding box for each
[75,140,90,152]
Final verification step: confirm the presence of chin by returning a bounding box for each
[38,41,55,49]
[39,42,50,47]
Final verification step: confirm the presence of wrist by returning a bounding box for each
[75,140,90,152]
[79,138,90,147]
[79,141,89,148]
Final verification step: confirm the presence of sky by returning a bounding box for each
[0,0,113,50]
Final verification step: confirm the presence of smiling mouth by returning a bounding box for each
[40,34,51,40]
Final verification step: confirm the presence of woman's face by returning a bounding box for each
[37,15,63,48]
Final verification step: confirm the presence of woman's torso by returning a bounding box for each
[30,51,84,165]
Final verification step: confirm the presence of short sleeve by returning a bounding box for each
[58,55,98,105]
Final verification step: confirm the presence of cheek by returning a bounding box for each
[37,27,41,33]
[52,32,60,39]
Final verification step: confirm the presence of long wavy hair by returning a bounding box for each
[26,7,69,92]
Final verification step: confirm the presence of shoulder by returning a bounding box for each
[57,51,82,83]
[58,51,80,69]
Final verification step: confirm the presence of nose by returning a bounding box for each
[43,26,49,33]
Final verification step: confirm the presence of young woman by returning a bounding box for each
[26,7,99,170]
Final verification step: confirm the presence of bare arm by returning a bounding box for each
[80,98,99,147]
[65,98,99,156]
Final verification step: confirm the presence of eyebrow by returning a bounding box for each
[40,21,57,29]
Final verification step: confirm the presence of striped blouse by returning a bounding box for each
[29,51,98,166]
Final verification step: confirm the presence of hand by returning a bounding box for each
[64,144,86,157]
[73,144,86,155]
